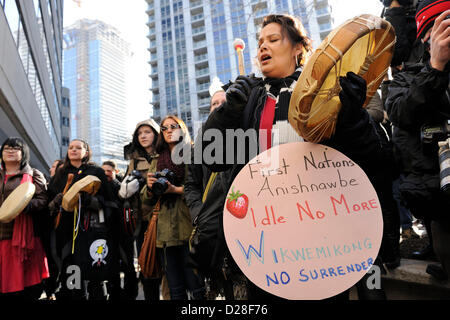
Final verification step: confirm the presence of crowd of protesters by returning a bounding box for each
[0,1,449,300]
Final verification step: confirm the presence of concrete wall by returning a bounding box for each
[0,6,58,174]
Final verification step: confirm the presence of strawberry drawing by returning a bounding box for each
[226,187,249,219]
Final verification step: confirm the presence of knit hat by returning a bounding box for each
[209,76,224,97]
[415,0,450,39]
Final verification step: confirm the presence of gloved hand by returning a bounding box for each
[337,71,367,126]
[225,75,256,111]
[48,193,63,213]
[118,176,140,199]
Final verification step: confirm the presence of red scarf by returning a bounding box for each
[259,95,277,152]
[11,173,35,262]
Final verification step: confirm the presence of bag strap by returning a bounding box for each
[152,198,161,216]
[202,172,218,203]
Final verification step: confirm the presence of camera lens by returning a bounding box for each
[439,145,450,195]
[152,177,169,197]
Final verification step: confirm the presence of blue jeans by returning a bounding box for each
[162,244,205,300]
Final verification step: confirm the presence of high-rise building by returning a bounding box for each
[0,0,64,173]
[61,86,71,157]
[63,19,131,170]
[146,0,333,135]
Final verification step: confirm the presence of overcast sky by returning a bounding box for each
[62,0,385,134]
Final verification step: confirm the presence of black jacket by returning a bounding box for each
[386,59,450,219]
[48,163,120,281]
[383,6,417,67]
[185,135,233,274]
[386,61,450,174]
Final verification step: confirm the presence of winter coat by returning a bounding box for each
[386,61,450,173]
[184,139,233,274]
[47,162,120,281]
[383,6,417,67]
[386,59,450,219]
[140,159,192,248]
[123,152,158,231]
[121,119,161,237]
[0,165,48,240]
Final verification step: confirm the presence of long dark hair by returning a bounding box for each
[125,124,159,161]
[155,115,192,154]
[53,139,92,180]
[1,137,30,170]
[261,14,313,67]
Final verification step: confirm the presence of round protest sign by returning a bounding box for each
[223,142,383,300]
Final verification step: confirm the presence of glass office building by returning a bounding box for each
[146,0,333,136]
[63,19,130,170]
[0,0,65,173]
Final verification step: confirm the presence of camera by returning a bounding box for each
[421,122,450,147]
[129,170,146,188]
[150,169,176,197]
[422,121,450,195]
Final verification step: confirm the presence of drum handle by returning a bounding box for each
[54,173,75,229]
[63,174,74,194]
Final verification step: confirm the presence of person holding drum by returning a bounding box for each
[119,118,163,300]
[47,139,120,300]
[0,137,49,300]
[140,115,206,300]
[200,14,390,299]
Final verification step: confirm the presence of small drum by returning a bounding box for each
[62,175,101,212]
[289,14,395,143]
[0,182,36,223]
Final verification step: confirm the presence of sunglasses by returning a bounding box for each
[161,124,181,131]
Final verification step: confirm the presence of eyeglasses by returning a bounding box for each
[161,124,181,131]
[2,146,21,152]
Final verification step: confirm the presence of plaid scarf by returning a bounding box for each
[156,148,185,186]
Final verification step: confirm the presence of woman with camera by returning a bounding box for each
[47,139,120,300]
[141,115,205,300]
[120,119,162,300]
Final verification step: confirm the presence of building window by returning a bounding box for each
[62,137,70,146]
[62,97,70,108]
[61,116,70,127]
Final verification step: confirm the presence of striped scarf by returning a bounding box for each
[261,68,304,146]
